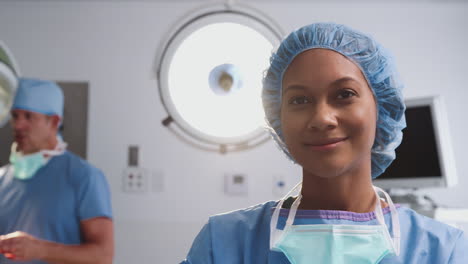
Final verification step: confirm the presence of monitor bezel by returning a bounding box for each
[374,96,457,189]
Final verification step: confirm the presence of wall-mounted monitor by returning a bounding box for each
[374,96,457,189]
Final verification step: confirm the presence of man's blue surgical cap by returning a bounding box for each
[262,22,406,178]
[13,78,64,119]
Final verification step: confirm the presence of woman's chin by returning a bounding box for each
[302,165,349,180]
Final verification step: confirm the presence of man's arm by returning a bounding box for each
[0,217,114,264]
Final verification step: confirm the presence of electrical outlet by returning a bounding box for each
[122,167,148,193]
[151,170,164,192]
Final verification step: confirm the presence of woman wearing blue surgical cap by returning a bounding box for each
[182,23,468,264]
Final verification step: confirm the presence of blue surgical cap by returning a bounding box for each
[13,78,64,119]
[262,22,406,178]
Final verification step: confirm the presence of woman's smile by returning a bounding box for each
[304,137,348,151]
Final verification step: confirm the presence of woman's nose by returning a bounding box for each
[306,102,338,131]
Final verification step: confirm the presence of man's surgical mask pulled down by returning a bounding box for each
[9,139,67,180]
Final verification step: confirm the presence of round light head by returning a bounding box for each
[0,41,20,127]
[158,11,281,149]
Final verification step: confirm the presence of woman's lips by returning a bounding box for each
[304,137,348,150]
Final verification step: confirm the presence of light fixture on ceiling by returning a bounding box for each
[0,41,20,127]
[155,3,283,153]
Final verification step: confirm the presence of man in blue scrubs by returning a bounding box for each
[0,78,113,264]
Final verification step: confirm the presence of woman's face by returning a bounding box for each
[281,49,377,178]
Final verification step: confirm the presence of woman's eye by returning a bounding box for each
[337,89,357,99]
[290,96,310,105]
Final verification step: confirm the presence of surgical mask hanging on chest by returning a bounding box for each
[270,182,401,264]
[9,139,67,180]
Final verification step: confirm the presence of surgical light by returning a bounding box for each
[156,6,282,153]
[0,41,20,127]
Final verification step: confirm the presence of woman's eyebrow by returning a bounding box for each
[330,77,360,87]
[283,77,360,94]
[282,84,307,95]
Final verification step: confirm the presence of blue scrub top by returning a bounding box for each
[183,201,468,263]
[0,151,112,264]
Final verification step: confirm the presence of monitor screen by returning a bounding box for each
[374,96,457,189]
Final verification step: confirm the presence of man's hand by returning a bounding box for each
[0,231,45,261]
[0,218,113,264]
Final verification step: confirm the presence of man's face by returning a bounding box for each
[10,109,58,154]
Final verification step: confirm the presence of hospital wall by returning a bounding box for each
[0,1,467,263]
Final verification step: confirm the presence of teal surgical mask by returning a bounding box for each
[9,140,67,180]
[9,148,46,180]
[270,183,401,264]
